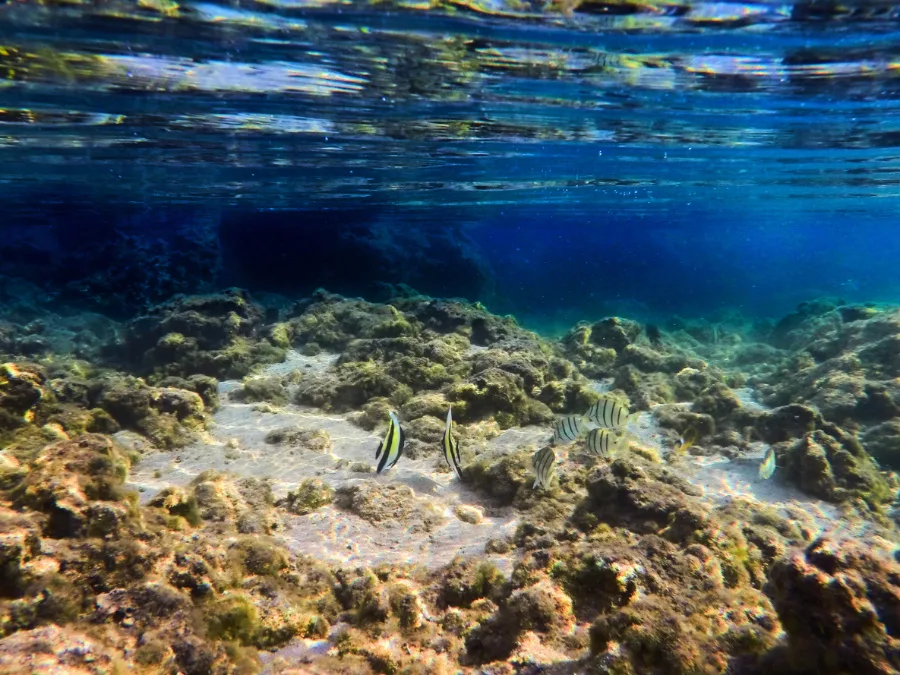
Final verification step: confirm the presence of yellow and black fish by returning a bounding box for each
[676,426,698,453]
[758,446,776,480]
[586,396,630,429]
[585,428,622,458]
[375,411,405,474]
[443,407,462,479]
[532,446,556,490]
[554,414,586,444]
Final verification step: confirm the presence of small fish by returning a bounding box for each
[585,428,622,458]
[532,446,557,490]
[758,446,776,480]
[375,411,405,474]
[554,414,586,444]
[442,407,462,479]
[586,396,630,429]
[676,426,698,453]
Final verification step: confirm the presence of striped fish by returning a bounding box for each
[758,446,776,480]
[554,415,586,445]
[442,407,462,479]
[585,428,622,458]
[375,411,405,474]
[532,446,557,490]
[586,396,630,429]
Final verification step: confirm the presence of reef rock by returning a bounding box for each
[116,288,285,380]
[765,538,900,674]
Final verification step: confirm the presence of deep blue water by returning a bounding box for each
[1,0,900,325]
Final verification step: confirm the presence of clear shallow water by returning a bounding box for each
[2,0,900,318]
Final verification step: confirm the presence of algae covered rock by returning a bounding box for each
[334,481,446,533]
[279,479,334,515]
[264,426,332,453]
[230,375,288,405]
[783,429,895,508]
[10,434,133,538]
[765,538,900,675]
[118,288,285,380]
[98,377,207,449]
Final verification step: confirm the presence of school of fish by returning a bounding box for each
[372,394,777,488]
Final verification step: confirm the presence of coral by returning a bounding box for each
[9,434,133,538]
[116,288,285,380]
[448,368,553,428]
[781,430,895,509]
[334,482,446,533]
[278,479,334,515]
[863,419,900,470]
[765,538,900,674]
[230,375,288,405]
[462,448,532,505]
[264,426,333,453]
[438,556,506,609]
[97,377,207,449]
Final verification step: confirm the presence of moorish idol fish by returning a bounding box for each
[375,410,405,474]
[443,407,462,479]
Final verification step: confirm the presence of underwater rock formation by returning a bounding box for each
[290,291,597,429]
[764,538,900,674]
[0,286,897,675]
[114,288,285,381]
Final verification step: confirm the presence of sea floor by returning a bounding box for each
[127,350,896,577]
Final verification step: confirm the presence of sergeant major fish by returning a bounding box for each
[585,428,623,458]
[758,446,776,480]
[375,410,405,474]
[532,446,556,490]
[554,414,586,444]
[586,396,630,429]
[442,406,462,479]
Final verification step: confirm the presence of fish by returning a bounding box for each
[532,446,556,490]
[676,426,698,453]
[553,414,586,444]
[375,410,405,474]
[585,396,630,429]
[442,406,462,479]
[758,446,776,480]
[585,428,623,458]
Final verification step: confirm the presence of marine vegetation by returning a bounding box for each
[0,287,897,675]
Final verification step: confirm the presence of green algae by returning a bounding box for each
[280,479,334,515]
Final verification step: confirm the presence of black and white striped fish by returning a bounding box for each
[442,407,462,479]
[532,446,556,490]
[585,396,630,429]
[375,411,405,474]
[585,428,623,458]
[553,414,586,444]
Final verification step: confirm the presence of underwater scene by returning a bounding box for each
[4,0,900,673]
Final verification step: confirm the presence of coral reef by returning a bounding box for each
[291,292,596,432]
[114,288,285,381]
[764,538,900,674]
[0,285,898,675]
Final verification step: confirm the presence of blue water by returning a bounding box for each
[1,0,900,320]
